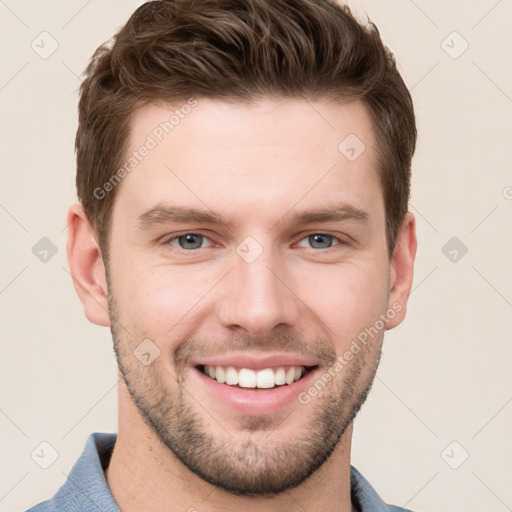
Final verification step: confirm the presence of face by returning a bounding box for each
[105,98,396,496]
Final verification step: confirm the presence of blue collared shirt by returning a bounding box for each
[26,432,414,512]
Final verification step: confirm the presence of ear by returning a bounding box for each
[386,212,417,330]
[66,204,111,327]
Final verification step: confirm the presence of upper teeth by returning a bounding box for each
[203,365,305,388]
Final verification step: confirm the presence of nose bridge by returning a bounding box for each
[218,236,300,337]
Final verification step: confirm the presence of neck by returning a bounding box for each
[105,379,355,512]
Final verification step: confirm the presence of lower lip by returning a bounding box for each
[190,366,320,415]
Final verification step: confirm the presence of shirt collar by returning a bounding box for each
[45,432,404,512]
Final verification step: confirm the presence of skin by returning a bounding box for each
[67,98,416,512]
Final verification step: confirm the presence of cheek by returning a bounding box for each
[297,262,388,344]
[110,261,217,339]
[109,243,390,349]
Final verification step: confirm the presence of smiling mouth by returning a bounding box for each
[198,364,318,389]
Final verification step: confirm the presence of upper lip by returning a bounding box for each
[191,353,320,371]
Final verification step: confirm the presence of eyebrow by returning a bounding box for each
[136,203,370,231]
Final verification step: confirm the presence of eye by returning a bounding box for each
[163,232,346,253]
[296,233,343,250]
[166,233,215,250]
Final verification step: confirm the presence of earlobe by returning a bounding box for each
[386,212,417,330]
[66,204,111,327]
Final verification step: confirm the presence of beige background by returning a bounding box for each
[1,0,511,511]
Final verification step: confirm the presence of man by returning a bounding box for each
[28,0,417,510]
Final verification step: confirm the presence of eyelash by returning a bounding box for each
[162,231,347,252]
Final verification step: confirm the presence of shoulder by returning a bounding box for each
[350,466,416,512]
[25,497,65,512]
[25,503,51,512]
[24,432,119,512]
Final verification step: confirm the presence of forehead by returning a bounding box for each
[113,97,383,229]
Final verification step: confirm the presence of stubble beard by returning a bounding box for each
[107,289,383,497]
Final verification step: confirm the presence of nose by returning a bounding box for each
[217,245,302,338]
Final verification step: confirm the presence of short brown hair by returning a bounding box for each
[76,0,416,259]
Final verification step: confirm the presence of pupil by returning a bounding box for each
[311,234,331,248]
[181,234,201,249]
